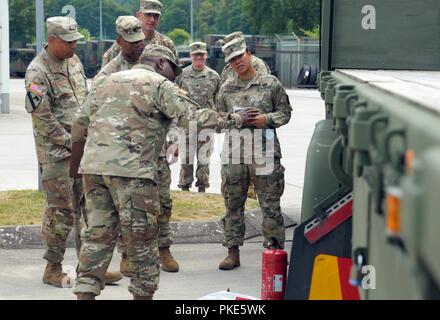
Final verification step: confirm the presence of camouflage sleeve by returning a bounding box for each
[166,117,182,145]
[216,86,229,113]
[266,78,292,128]
[213,75,221,108]
[71,78,104,142]
[220,64,230,84]
[101,41,119,70]
[75,57,89,93]
[95,61,112,79]
[157,80,242,131]
[25,67,71,149]
[175,74,182,88]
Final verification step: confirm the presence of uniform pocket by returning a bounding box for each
[131,192,159,241]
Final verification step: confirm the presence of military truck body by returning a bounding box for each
[286,0,440,300]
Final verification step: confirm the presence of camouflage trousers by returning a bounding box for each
[74,175,160,297]
[178,133,213,189]
[115,156,173,257]
[41,158,83,263]
[221,159,286,249]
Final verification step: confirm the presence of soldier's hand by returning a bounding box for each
[237,108,260,126]
[166,143,179,165]
[249,115,268,129]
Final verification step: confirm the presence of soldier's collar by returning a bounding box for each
[132,64,156,72]
[190,66,207,77]
[145,30,157,41]
[237,73,260,90]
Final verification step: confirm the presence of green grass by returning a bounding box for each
[0,190,259,226]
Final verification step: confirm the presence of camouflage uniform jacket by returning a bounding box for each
[101,31,178,68]
[25,47,88,165]
[96,52,178,156]
[217,73,292,162]
[221,55,271,83]
[176,65,221,111]
[96,52,139,78]
[75,64,243,181]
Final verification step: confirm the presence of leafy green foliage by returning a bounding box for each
[9,0,320,45]
[300,26,320,40]
[167,28,191,45]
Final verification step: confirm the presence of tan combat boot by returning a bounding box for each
[42,262,73,288]
[159,247,179,273]
[120,255,134,277]
[104,271,122,284]
[219,246,240,270]
[133,294,153,300]
[76,293,96,300]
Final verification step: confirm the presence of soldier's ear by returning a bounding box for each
[47,35,57,44]
[156,58,165,71]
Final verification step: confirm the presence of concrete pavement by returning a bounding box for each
[0,232,293,300]
[0,79,324,300]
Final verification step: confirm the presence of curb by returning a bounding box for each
[0,209,298,249]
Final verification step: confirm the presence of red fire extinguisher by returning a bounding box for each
[261,249,288,300]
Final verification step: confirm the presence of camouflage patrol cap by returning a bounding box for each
[223,31,245,44]
[140,0,162,15]
[189,42,207,55]
[46,16,84,42]
[142,44,182,76]
[222,37,247,63]
[116,16,145,42]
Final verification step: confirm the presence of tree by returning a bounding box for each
[9,0,321,47]
[9,0,36,46]
[167,28,190,45]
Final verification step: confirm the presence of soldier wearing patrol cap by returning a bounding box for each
[101,0,178,68]
[24,16,122,288]
[220,31,271,83]
[221,32,271,202]
[71,45,257,300]
[97,16,145,77]
[176,42,221,193]
[217,33,292,270]
[95,16,146,278]
[98,17,180,277]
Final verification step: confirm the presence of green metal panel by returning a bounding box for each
[321,0,440,71]
[300,120,340,222]
[316,69,440,299]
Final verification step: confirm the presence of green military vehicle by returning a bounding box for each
[286,0,440,300]
[10,40,114,78]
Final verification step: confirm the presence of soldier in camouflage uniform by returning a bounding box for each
[100,1,181,275]
[97,17,180,275]
[94,16,145,277]
[217,34,292,270]
[221,32,272,201]
[96,16,145,78]
[101,0,178,68]
[176,42,221,193]
[220,32,271,83]
[71,45,258,300]
[24,17,121,287]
